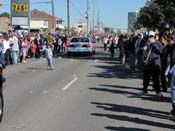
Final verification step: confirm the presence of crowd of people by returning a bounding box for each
[0,29,70,69]
[102,30,175,120]
[0,28,175,120]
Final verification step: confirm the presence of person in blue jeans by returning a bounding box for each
[45,44,54,70]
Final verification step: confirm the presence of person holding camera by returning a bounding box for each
[138,31,163,97]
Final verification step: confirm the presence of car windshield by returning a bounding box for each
[70,38,89,43]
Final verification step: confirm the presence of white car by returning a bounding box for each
[66,37,96,56]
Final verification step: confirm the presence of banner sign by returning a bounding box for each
[11,0,30,26]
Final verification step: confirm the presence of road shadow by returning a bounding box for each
[91,112,174,129]
[25,67,47,71]
[88,64,142,79]
[105,126,151,131]
[98,84,171,103]
[89,87,139,96]
[91,102,170,119]
[89,84,170,103]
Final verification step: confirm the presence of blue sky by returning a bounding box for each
[0,0,146,29]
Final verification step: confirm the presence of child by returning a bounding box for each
[30,40,37,58]
[45,44,54,70]
[21,38,28,63]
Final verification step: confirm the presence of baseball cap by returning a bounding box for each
[148,31,155,37]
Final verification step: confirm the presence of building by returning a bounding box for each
[75,19,86,33]
[21,9,65,34]
[128,12,138,31]
[0,16,9,32]
[56,18,65,30]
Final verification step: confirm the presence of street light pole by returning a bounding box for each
[51,0,55,32]
[86,0,89,34]
[67,0,70,34]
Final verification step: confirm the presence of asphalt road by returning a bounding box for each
[0,45,174,131]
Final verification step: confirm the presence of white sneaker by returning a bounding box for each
[22,60,27,63]
[156,92,163,98]
[138,91,148,96]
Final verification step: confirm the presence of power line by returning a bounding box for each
[0,1,52,7]
[70,1,85,18]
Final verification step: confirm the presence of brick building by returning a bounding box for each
[30,9,56,34]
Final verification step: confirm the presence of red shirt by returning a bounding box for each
[30,44,37,53]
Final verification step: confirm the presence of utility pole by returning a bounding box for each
[86,0,89,34]
[51,0,55,32]
[97,10,100,33]
[92,2,95,33]
[67,0,70,34]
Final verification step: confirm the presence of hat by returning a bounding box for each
[148,31,155,37]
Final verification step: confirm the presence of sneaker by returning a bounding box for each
[156,92,164,98]
[48,68,54,70]
[22,60,27,63]
[138,91,148,96]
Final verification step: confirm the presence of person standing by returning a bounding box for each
[138,31,163,97]
[21,38,29,63]
[160,35,171,92]
[9,32,19,64]
[30,40,37,58]
[135,33,145,70]
[109,36,115,57]
[128,33,137,70]
[103,36,109,52]
[45,44,54,70]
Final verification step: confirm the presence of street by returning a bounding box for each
[0,44,174,131]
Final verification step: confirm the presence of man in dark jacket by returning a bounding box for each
[138,31,163,97]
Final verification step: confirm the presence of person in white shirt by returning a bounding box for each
[9,31,19,64]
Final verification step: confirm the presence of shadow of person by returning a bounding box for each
[105,126,151,131]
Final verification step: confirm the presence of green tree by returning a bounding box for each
[0,12,10,18]
[135,0,175,31]
[136,2,164,30]
[155,0,175,30]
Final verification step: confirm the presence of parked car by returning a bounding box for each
[66,37,96,56]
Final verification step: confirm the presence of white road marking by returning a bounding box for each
[62,77,79,91]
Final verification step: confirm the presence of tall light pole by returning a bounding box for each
[67,0,70,34]
[51,0,55,32]
[86,0,89,34]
